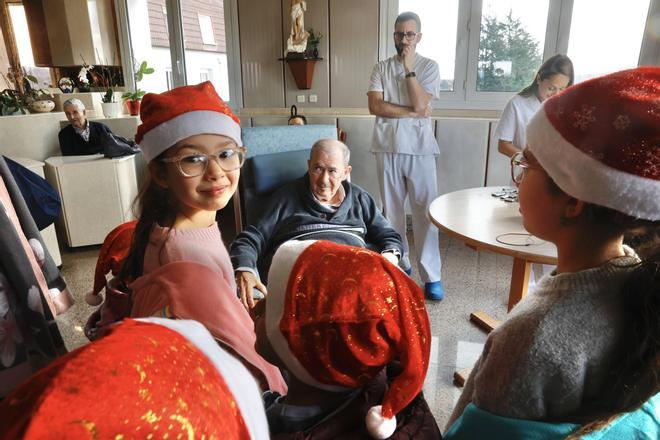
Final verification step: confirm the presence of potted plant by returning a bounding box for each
[0,89,28,115]
[23,75,55,113]
[101,87,122,118]
[122,60,154,116]
[306,28,323,58]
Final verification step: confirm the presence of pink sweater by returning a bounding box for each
[143,223,236,291]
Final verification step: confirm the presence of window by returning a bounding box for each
[198,14,216,45]
[398,0,459,91]
[121,0,238,104]
[389,0,656,110]
[567,0,650,83]
[475,0,548,93]
[7,4,52,87]
[182,0,230,101]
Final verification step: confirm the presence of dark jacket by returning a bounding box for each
[230,175,403,282]
[267,368,442,440]
[58,121,113,156]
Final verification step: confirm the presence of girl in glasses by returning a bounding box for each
[447,67,659,438]
[118,82,287,395]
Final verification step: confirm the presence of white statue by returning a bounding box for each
[286,0,309,55]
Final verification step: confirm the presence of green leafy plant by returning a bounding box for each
[0,70,53,115]
[122,60,154,102]
[102,88,116,103]
[0,89,28,115]
[307,28,323,47]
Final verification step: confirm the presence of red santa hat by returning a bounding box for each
[84,220,137,306]
[0,318,269,439]
[135,81,242,162]
[264,240,431,439]
[526,66,660,220]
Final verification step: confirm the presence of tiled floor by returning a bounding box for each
[55,231,514,432]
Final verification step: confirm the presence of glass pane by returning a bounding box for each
[398,0,459,92]
[8,5,52,88]
[476,0,549,92]
[181,0,231,101]
[126,0,171,93]
[568,0,649,83]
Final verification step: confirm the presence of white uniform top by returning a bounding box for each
[368,54,440,156]
[494,93,542,151]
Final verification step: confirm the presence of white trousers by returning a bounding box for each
[375,153,441,282]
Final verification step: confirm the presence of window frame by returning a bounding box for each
[117,0,242,108]
[389,0,659,110]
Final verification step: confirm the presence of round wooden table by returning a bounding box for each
[429,186,558,386]
[429,187,557,328]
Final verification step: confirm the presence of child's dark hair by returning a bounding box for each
[519,54,574,98]
[288,105,307,125]
[120,157,177,281]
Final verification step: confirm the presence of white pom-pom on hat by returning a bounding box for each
[366,405,396,439]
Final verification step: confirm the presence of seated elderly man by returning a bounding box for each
[230,139,403,308]
[58,98,114,156]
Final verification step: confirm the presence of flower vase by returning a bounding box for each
[126,99,141,116]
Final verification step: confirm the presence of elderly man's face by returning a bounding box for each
[64,105,87,130]
[307,146,351,204]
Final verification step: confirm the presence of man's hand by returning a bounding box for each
[401,45,415,73]
[382,251,399,266]
[236,271,267,310]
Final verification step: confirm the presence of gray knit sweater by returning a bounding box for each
[447,247,641,428]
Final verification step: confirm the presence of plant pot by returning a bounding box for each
[125,99,141,116]
[101,102,122,118]
[29,100,55,113]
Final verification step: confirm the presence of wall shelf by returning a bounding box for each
[278,57,323,90]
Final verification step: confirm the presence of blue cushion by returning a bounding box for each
[251,149,309,196]
[241,124,337,158]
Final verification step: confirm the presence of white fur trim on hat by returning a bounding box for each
[139,110,242,162]
[137,318,269,440]
[527,110,660,221]
[265,240,351,393]
[366,405,397,439]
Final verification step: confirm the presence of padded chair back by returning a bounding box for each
[235,124,337,230]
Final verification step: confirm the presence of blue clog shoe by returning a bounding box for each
[424,281,444,301]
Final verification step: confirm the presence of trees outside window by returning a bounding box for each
[477,12,542,92]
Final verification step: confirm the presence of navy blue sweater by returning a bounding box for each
[58,121,113,156]
[230,175,403,282]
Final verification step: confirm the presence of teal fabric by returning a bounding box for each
[241,124,337,157]
[444,403,577,440]
[445,394,659,440]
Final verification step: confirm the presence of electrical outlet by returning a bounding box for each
[296,95,305,103]
[309,94,318,103]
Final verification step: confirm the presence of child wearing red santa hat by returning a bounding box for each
[447,67,659,436]
[0,318,270,439]
[107,82,286,394]
[253,239,441,439]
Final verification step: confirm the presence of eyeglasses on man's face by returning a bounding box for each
[510,151,542,185]
[393,31,418,41]
[160,147,246,177]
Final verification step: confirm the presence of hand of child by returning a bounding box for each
[236,271,268,310]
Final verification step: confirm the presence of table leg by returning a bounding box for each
[508,258,531,311]
[453,368,472,387]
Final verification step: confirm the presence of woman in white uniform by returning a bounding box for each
[496,54,574,158]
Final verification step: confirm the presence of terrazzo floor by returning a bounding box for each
[55,231,513,432]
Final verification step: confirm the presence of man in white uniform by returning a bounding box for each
[367,11,443,300]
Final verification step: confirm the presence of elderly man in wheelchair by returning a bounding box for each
[230,139,403,309]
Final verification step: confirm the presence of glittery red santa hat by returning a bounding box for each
[265,240,431,439]
[85,221,136,306]
[0,318,269,439]
[135,81,242,162]
[527,67,660,220]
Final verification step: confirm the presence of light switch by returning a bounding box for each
[309,94,318,103]
[296,95,305,103]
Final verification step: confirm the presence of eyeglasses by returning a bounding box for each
[510,151,542,185]
[160,147,246,177]
[393,31,418,41]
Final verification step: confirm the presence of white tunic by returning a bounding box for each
[368,54,440,155]
[494,93,542,150]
